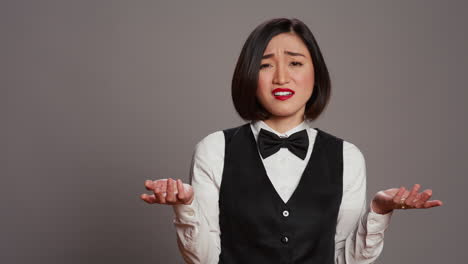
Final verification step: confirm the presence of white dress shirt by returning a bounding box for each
[171,120,393,264]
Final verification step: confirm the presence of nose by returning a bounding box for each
[273,62,290,85]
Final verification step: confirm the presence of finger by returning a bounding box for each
[414,189,432,208]
[141,193,158,204]
[406,184,421,207]
[166,178,177,204]
[423,200,443,208]
[392,186,406,209]
[393,186,406,200]
[145,180,155,191]
[412,193,423,208]
[177,179,186,201]
[154,179,167,203]
[158,179,168,192]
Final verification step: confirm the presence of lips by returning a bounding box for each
[272,88,295,101]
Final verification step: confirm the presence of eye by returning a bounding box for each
[290,61,303,67]
[259,61,303,69]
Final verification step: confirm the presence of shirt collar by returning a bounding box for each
[250,119,310,142]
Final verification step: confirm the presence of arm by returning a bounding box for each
[335,142,393,264]
[172,132,223,264]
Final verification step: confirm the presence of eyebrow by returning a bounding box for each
[262,51,306,59]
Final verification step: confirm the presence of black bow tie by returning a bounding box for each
[257,128,309,160]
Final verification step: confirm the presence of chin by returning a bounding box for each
[268,109,301,118]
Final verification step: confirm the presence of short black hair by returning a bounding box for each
[231,17,331,121]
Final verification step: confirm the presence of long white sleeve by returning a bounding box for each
[335,142,393,263]
[170,124,394,263]
[172,132,223,264]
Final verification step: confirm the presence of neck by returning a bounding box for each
[263,112,305,134]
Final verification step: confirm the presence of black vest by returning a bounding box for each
[218,123,344,264]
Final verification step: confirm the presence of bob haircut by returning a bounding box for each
[232,17,331,122]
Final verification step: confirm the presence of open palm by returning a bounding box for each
[371,184,443,214]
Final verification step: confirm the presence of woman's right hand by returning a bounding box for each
[140,178,194,205]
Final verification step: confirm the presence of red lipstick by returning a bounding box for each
[272,88,295,101]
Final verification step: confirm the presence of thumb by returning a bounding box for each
[182,183,194,205]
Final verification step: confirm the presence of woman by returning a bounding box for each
[140,18,443,264]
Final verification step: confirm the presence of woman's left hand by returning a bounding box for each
[371,184,444,214]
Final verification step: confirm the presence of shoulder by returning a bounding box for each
[194,130,225,160]
[314,127,343,142]
[312,126,365,165]
[194,123,249,160]
[313,128,345,155]
[342,140,365,167]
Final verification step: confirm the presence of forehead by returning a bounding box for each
[263,33,308,55]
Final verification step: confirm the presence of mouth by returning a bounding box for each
[272,88,294,101]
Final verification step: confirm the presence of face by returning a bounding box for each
[256,32,315,120]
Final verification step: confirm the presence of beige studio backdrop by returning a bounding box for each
[3,0,467,263]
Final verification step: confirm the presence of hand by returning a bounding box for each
[371,184,443,214]
[140,178,194,205]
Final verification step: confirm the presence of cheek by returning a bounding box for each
[295,71,314,93]
[257,74,271,94]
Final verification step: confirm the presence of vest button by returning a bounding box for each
[281,236,289,244]
[282,210,289,217]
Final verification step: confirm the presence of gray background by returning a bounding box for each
[2,0,466,263]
